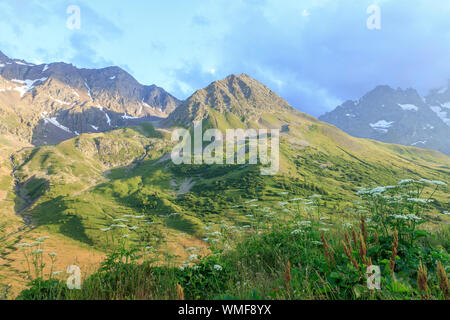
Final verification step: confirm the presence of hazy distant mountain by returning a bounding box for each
[0,51,180,145]
[319,85,450,155]
[425,81,450,126]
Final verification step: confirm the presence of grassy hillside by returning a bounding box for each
[1,110,449,299]
[7,114,450,244]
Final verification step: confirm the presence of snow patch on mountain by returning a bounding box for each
[105,112,111,126]
[370,120,395,133]
[122,113,140,120]
[95,105,112,126]
[14,60,34,67]
[43,117,72,133]
[398,104,418,111]
[84,81,93,102]
[430,106,450,126]
[49,95,71,106]
[11,78,47,97]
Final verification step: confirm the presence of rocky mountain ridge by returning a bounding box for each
[319,85,450,155]
[0,51,180,145]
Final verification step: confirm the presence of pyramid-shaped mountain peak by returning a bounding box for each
[166,74,295,127]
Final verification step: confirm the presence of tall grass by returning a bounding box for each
[16,180,449,300]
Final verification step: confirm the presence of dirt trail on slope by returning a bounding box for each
[177,178,196,195]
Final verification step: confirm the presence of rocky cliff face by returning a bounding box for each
[319,85,450,155]
[0,51,180,146]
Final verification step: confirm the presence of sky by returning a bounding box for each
[1,0,450,116]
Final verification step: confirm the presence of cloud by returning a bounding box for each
[203,0,450,116]
[2,0,450,118]
[69,34,114,68]
[166,62,220,98]
[192,15,210,26]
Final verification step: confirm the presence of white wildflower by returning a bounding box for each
[419,179,447,186]
[407,198,431,203]
[188,254,198,261]
[295,221,311,226]
[36,236,50,241]
[342,222,353,229]
[17,243,31,248]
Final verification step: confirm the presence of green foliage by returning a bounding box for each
[16,279,68,300]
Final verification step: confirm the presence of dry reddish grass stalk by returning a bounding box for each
[374,231,380,246]
[321,233,335,267]
[417,261,428,300]
[436,261,449,300]
[358,233,367,265]
[177,283,185,300]
[390,229,399,275]
[342,240,359,271]
[360,216,368,241]
[352,230,358,250]
[345,232,352,251]
[284,260,291,294]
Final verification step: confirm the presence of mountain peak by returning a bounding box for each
[166,74,295,127]
[0,50,10,62]
[319,84,450,155]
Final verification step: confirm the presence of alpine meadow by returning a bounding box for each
[0,1,449,304]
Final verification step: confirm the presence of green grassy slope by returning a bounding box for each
[8,111,448,253]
